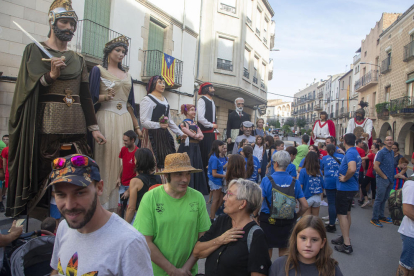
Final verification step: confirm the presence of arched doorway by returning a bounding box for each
[397,122,414,157]
[379,122,392,140]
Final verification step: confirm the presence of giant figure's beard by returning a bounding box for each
[52,25,74,41]
[236,106,243,113]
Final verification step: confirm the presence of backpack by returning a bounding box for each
[264,176,296,224]
[388,189,403,226]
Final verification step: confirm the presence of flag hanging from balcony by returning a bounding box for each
[162,53,175,86]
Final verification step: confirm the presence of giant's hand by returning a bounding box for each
[362,133,369,138]
[50,57,66,80]
[227,138,232,144]
[92,130,107,145]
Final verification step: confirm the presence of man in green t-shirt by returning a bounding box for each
[293,134,309,169]
[134,153,211,276]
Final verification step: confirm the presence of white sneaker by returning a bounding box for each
[325,218,339,225]
[322,216,329,220]
[320,200,328,207]
[361,200,371,208]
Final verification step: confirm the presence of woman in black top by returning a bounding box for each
[193,179,271,276]
[125,148,161,224]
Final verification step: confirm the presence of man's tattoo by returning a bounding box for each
[397,267,404,276]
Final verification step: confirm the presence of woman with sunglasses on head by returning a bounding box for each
[194,179,271,276]
[177,104,207,195]
[89,36,140,211]
[139,76,187,183]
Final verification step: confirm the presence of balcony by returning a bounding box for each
[220,3,236,14]
[256,28,260,36]
[314,104,322,110]
[326,97,331,103]
[375,102,390,119]
[318,92,323,98]
[263,37,267,44]
[381,57,392,74]
[253,76,258,84]
[390,96,414,117]
[217,58,233,71]
[307,96,315,102]
[69,19,131,68]
[243,68,249,79]
[354,70,379,92]
[246,16,252,25]
[403,41,414,62]
[353,53,361,64]
[142,50,183,88]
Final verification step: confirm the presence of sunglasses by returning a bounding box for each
[52,155,98,171]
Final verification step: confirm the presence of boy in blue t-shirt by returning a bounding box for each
[332,133,361,255]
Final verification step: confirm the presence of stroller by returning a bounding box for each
[1,230,55,276]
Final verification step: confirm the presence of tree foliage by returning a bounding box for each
[267,119,279,128]
[284,117,295,127]
[282,124,291,134]
[296,118,307,128]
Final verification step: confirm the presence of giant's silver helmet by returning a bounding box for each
[49,0,78,31]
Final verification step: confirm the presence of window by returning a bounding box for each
[263,18,269,43]
[364,51,367,57]
[261,63,266,81]
[407,72,414,99]
[246,0,253,24]
[148,21,164,52]
[253,56,259,84]
[385,86,390,102]
[256,8,261,35]
[243,48,250,78]
[220,0,236,14]
[217,37,234,71]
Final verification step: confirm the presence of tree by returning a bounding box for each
[296,118,306,128]
[282,124,291,134]
[267,119,279,128]
[284,117,295,127]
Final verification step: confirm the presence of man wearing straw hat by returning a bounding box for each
[134,153,211,276]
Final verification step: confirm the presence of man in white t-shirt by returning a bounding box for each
[397,179,414,275]
[48,154,153,275]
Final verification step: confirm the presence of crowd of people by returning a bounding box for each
[2,1,414,275]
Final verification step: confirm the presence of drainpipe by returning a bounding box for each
[178,0,187,113]
[194,0,203,118]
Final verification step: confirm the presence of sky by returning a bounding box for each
[267,0,413,102]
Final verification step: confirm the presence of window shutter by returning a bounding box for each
[218,37,233,61]
[244,49,249,69]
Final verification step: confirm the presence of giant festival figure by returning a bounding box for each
[345,101,373,148]
[6,0,106,217]
[89,36,141,212]
[310,111,336,145]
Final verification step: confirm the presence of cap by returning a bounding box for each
[48,155,101,188]
[241,121,254,128]
[198,82,213,95]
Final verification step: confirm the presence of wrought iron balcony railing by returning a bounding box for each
[318,92,323,98]
[70,19,131,68]
[256,28,260,36]
[246,16,252,25]
[217,58,233,71]
[403,40,414,62]
[142,50,183,87]
[381,56,392,74]
[375,102,390,119]
[314,104,322,110]
[389,96,414,116]
[354,70,379,92]
[220,3,236,14]
[253,76,258,84]
[243,68,249,79]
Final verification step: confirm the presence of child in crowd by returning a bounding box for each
[285,146,298,179]
[360,143,379,208]
[299,152,324,217]
[253,136,265,163]
[41,217,58,235]
[265,135,276,163]
[207,140,226,221]
[218,143,228,189]
[237,138,248,154]
[394,157,409,190]
[269,215,343,276]
[241,145,260,183]
[318,142,328,159]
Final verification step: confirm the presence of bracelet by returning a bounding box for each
[134,126,140,130]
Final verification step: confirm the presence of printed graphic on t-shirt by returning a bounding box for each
[57,252,98,276]
[307,177,322,194]
[156,203,165,213]
[326,158,339,177]
[189,202,199,212]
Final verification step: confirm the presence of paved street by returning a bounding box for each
[0,135,410,276]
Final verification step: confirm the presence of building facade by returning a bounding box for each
[292,81,320,130]
[0,0,203,138]
[376,4,414,158]
[264,99,291,126]
[0,0,276,139]
[337,69,353,137]
[197,0,275,135]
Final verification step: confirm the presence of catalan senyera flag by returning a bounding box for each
[161,53,175,86]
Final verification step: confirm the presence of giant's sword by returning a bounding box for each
[13,21,53,59]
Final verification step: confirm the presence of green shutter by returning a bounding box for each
[82,0,111,59]
[147,21,164,76]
